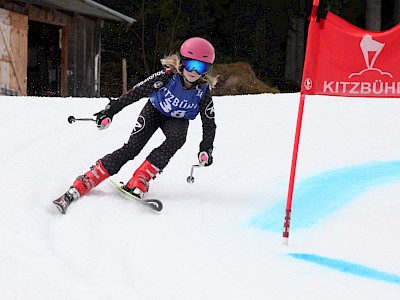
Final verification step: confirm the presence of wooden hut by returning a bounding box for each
[0,0,134,97]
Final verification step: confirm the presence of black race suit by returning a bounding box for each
[100,69,216,175]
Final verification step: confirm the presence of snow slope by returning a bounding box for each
[0,93,399,299]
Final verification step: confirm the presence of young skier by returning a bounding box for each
[53,37,217,214]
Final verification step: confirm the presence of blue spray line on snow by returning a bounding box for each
[251,160,400,232]
[250,161,400,286]
[288,253,400,285]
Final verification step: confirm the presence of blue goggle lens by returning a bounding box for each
[182,59,212,75]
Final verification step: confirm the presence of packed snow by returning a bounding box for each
[0,93,399,299]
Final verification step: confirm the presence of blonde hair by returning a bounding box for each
[160,53,218,88]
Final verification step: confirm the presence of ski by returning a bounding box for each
[53,194,70,214]
[52,187,80,214]
[109,179,163,212]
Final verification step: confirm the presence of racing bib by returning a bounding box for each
[150,74,208,120]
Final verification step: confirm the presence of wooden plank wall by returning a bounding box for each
[0,8,28,95]
[0,1,102,97]
[1,1,70,96]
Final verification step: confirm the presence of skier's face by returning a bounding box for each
[183,68,202,83]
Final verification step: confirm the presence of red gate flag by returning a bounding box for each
[282,0,400,245]
[301,7,400,97]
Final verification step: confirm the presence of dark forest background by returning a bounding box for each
[96,0,400,95]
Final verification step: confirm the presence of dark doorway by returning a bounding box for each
[27,21,62,96]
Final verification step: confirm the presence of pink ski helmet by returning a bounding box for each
[180,37,215,64]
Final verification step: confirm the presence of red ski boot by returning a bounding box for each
[124,160,160,199]
[73,160,110,197]
[53,161,110,214]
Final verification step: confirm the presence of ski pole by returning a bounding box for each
[186,154,208,183]
[67,116,96,124]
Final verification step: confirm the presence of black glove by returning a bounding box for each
[94,109,113,130]
[94,98,116,130]
[198,148,213,167]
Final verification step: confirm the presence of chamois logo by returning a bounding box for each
[349,34,393,79]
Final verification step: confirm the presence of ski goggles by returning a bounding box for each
[182,58,212,75]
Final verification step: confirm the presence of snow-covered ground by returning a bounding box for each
[0,93,399,299]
